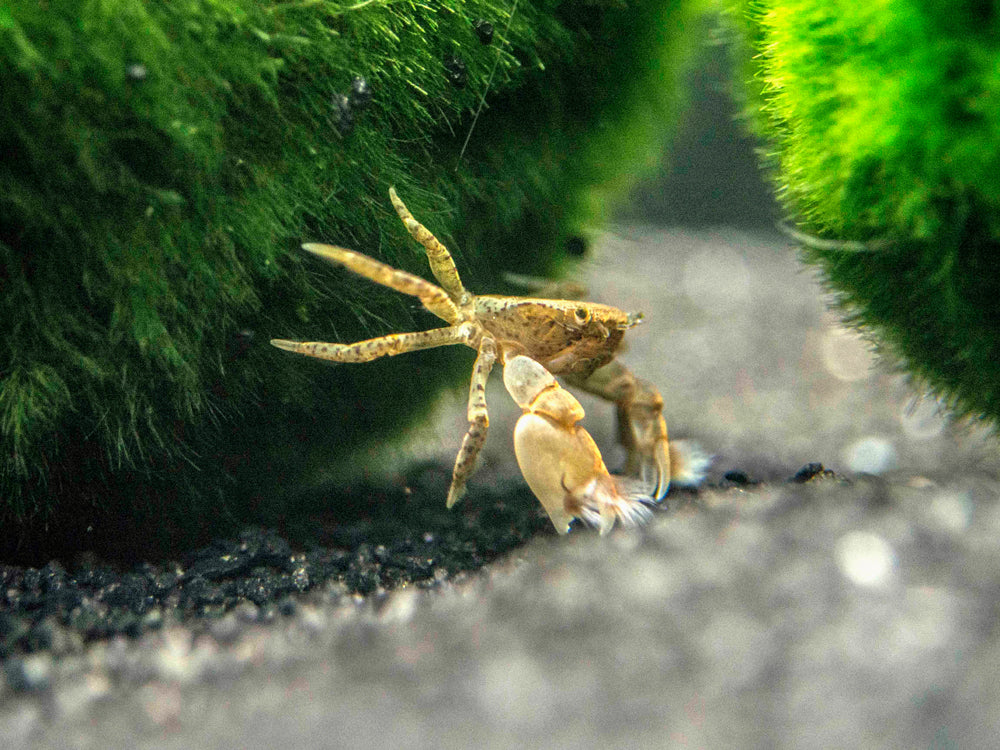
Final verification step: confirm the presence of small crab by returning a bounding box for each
[271,188,707,533]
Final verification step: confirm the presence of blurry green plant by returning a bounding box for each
[723,0,1000,428]
[0,0,702,552]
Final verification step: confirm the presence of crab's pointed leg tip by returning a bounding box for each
[446,487,464,509]
[655,475,668,501]
[302,243,350,264]
[270,338,298,352]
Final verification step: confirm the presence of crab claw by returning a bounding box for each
[621,381,711,500]
[629,418,711,500]
[619,383,673,499]
[504,355,658,535]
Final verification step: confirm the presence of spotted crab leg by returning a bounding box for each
[564,360,672,500]
[389,187,470,306]
[270,324,473,364]
[447,336,497,508]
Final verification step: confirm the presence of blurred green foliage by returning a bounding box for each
[724,0,1000,428]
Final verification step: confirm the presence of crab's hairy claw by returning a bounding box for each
[511,411,592,533]
[301,243,459,323]
[567,362,673,500]
[389,187,468,306]
[447,337,497,508]
[269,325,469,364]
[618,387,671,500]
[504,355,658,535]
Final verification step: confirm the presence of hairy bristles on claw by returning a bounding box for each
[568,474,655,535]
[668,440,712,487]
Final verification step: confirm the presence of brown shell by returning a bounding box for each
[475,296,629,378]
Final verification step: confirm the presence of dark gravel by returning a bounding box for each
[3,467,998,749]
[0,461,832,663]
[0,473,552,661]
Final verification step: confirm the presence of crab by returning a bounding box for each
[271,188,707,533]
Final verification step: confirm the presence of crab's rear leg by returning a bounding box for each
[389,187,469,306]
[565,361,672,500]
[447,336,497,508]
[270,324,471,363]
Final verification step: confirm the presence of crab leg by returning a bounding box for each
[389,187,469,306]
[565,360,672,500]
[446,336,497,508]
[302,243,459,323]
[270,325,470,363]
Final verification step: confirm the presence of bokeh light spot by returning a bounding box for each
[836,531,896,588]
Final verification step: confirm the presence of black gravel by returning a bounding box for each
[0,462,839,663]
[0,468,552,661]
[790,461,835,483]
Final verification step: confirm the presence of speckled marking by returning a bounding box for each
[390,187,467,306]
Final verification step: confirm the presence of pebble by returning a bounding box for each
[4,653,52,692]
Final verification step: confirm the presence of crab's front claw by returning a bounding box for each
[613,381,670,499]
[624,407,710,500]
[620,379,710,500]
[504,356,656,535]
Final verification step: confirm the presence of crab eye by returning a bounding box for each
[574,307,590,324]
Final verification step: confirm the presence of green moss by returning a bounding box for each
[725,0,1000,427]
[1,0,702,543]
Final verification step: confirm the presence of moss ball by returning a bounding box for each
[726,0,1000,427]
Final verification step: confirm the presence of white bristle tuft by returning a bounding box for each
[669,440,712,487]
[572,476,658,535]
